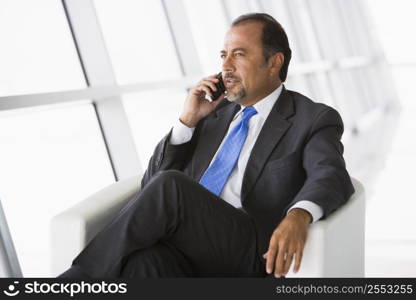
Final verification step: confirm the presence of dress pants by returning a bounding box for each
[68,170,266,278]
[120,242,195,277]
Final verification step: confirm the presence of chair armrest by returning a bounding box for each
[51,175,365,277]
[50,175,141,276]
[288,177,366,277]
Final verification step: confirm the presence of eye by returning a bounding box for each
[235,52,244,57]
[220,54,226,59]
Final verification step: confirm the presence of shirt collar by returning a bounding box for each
[234,84,283,120]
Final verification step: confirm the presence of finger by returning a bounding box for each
[198,76,219,88]
[274,245,287,277]
[206,74,220,81]
[200,79,218,92]
[266,246,278,274]
[263,252,268,259]
[283,251,294,276]
[293,249,303,273]
[197,85,213,98]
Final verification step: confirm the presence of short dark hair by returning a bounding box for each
[231,13,291,82]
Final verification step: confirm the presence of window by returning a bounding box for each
[0,103,114,276]
[93,0,182,84]
[0,0,85,96]
[183,0,229,74]
[224,0,262,21]
[123,89,187,167]
[285,75,314,99]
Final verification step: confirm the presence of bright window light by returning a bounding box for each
[0,0,85,96]
[0,103,115,277]
[93,0,182,84]
[123,89,187,168]
[182,0,229,75]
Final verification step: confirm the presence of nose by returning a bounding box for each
[222,55,235,73]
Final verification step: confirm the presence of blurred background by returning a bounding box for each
[0,0,414,277]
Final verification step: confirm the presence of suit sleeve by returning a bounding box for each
[140,128,196,188]
[289,107,355,220]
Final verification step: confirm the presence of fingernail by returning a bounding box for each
[266,268,271,274]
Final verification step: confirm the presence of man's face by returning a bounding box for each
[221,22,277,104]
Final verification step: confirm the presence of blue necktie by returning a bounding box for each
[199,106,257,196]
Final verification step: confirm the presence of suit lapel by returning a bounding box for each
[193,101,240,181]
[241,87,295,201]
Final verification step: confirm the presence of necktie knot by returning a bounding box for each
[242,106,257,122]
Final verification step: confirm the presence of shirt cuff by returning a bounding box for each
[170,118,195,145]
[287,200,323,223]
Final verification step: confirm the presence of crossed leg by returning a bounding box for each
[60,170,265,278]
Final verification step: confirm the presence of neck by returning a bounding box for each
[238,81,281,107]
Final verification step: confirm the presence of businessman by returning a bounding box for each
[59,13,354,278]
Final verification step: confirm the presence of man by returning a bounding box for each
[59,13,354,278]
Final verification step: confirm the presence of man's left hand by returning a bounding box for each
[263,208,311,277]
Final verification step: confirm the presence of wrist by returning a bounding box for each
[288,208,312,225]
[179,114,199,128]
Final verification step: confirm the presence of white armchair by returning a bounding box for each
[50,176,365,277]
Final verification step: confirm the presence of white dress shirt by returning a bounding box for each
[170,84,323,223]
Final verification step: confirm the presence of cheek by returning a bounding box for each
[241,74,256,91]
[249,67,268,87]
[236,62,256,89]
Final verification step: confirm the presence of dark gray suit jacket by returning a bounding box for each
[141,86,355,254]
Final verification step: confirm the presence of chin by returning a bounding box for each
[226,88,246,103]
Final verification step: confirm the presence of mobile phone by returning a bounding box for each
[211,72,226,101]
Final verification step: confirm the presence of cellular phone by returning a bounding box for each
[210,72,226,101]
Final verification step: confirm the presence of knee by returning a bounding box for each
[139,170,193,207]
[139,170,188,198]
[137,170,187,205]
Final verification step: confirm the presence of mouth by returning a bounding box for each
[225,78,239,87]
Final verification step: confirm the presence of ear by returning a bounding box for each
[268,52,284,77]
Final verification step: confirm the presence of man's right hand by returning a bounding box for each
[179,74,226,128]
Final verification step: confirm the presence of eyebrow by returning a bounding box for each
[220,47,247,55]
